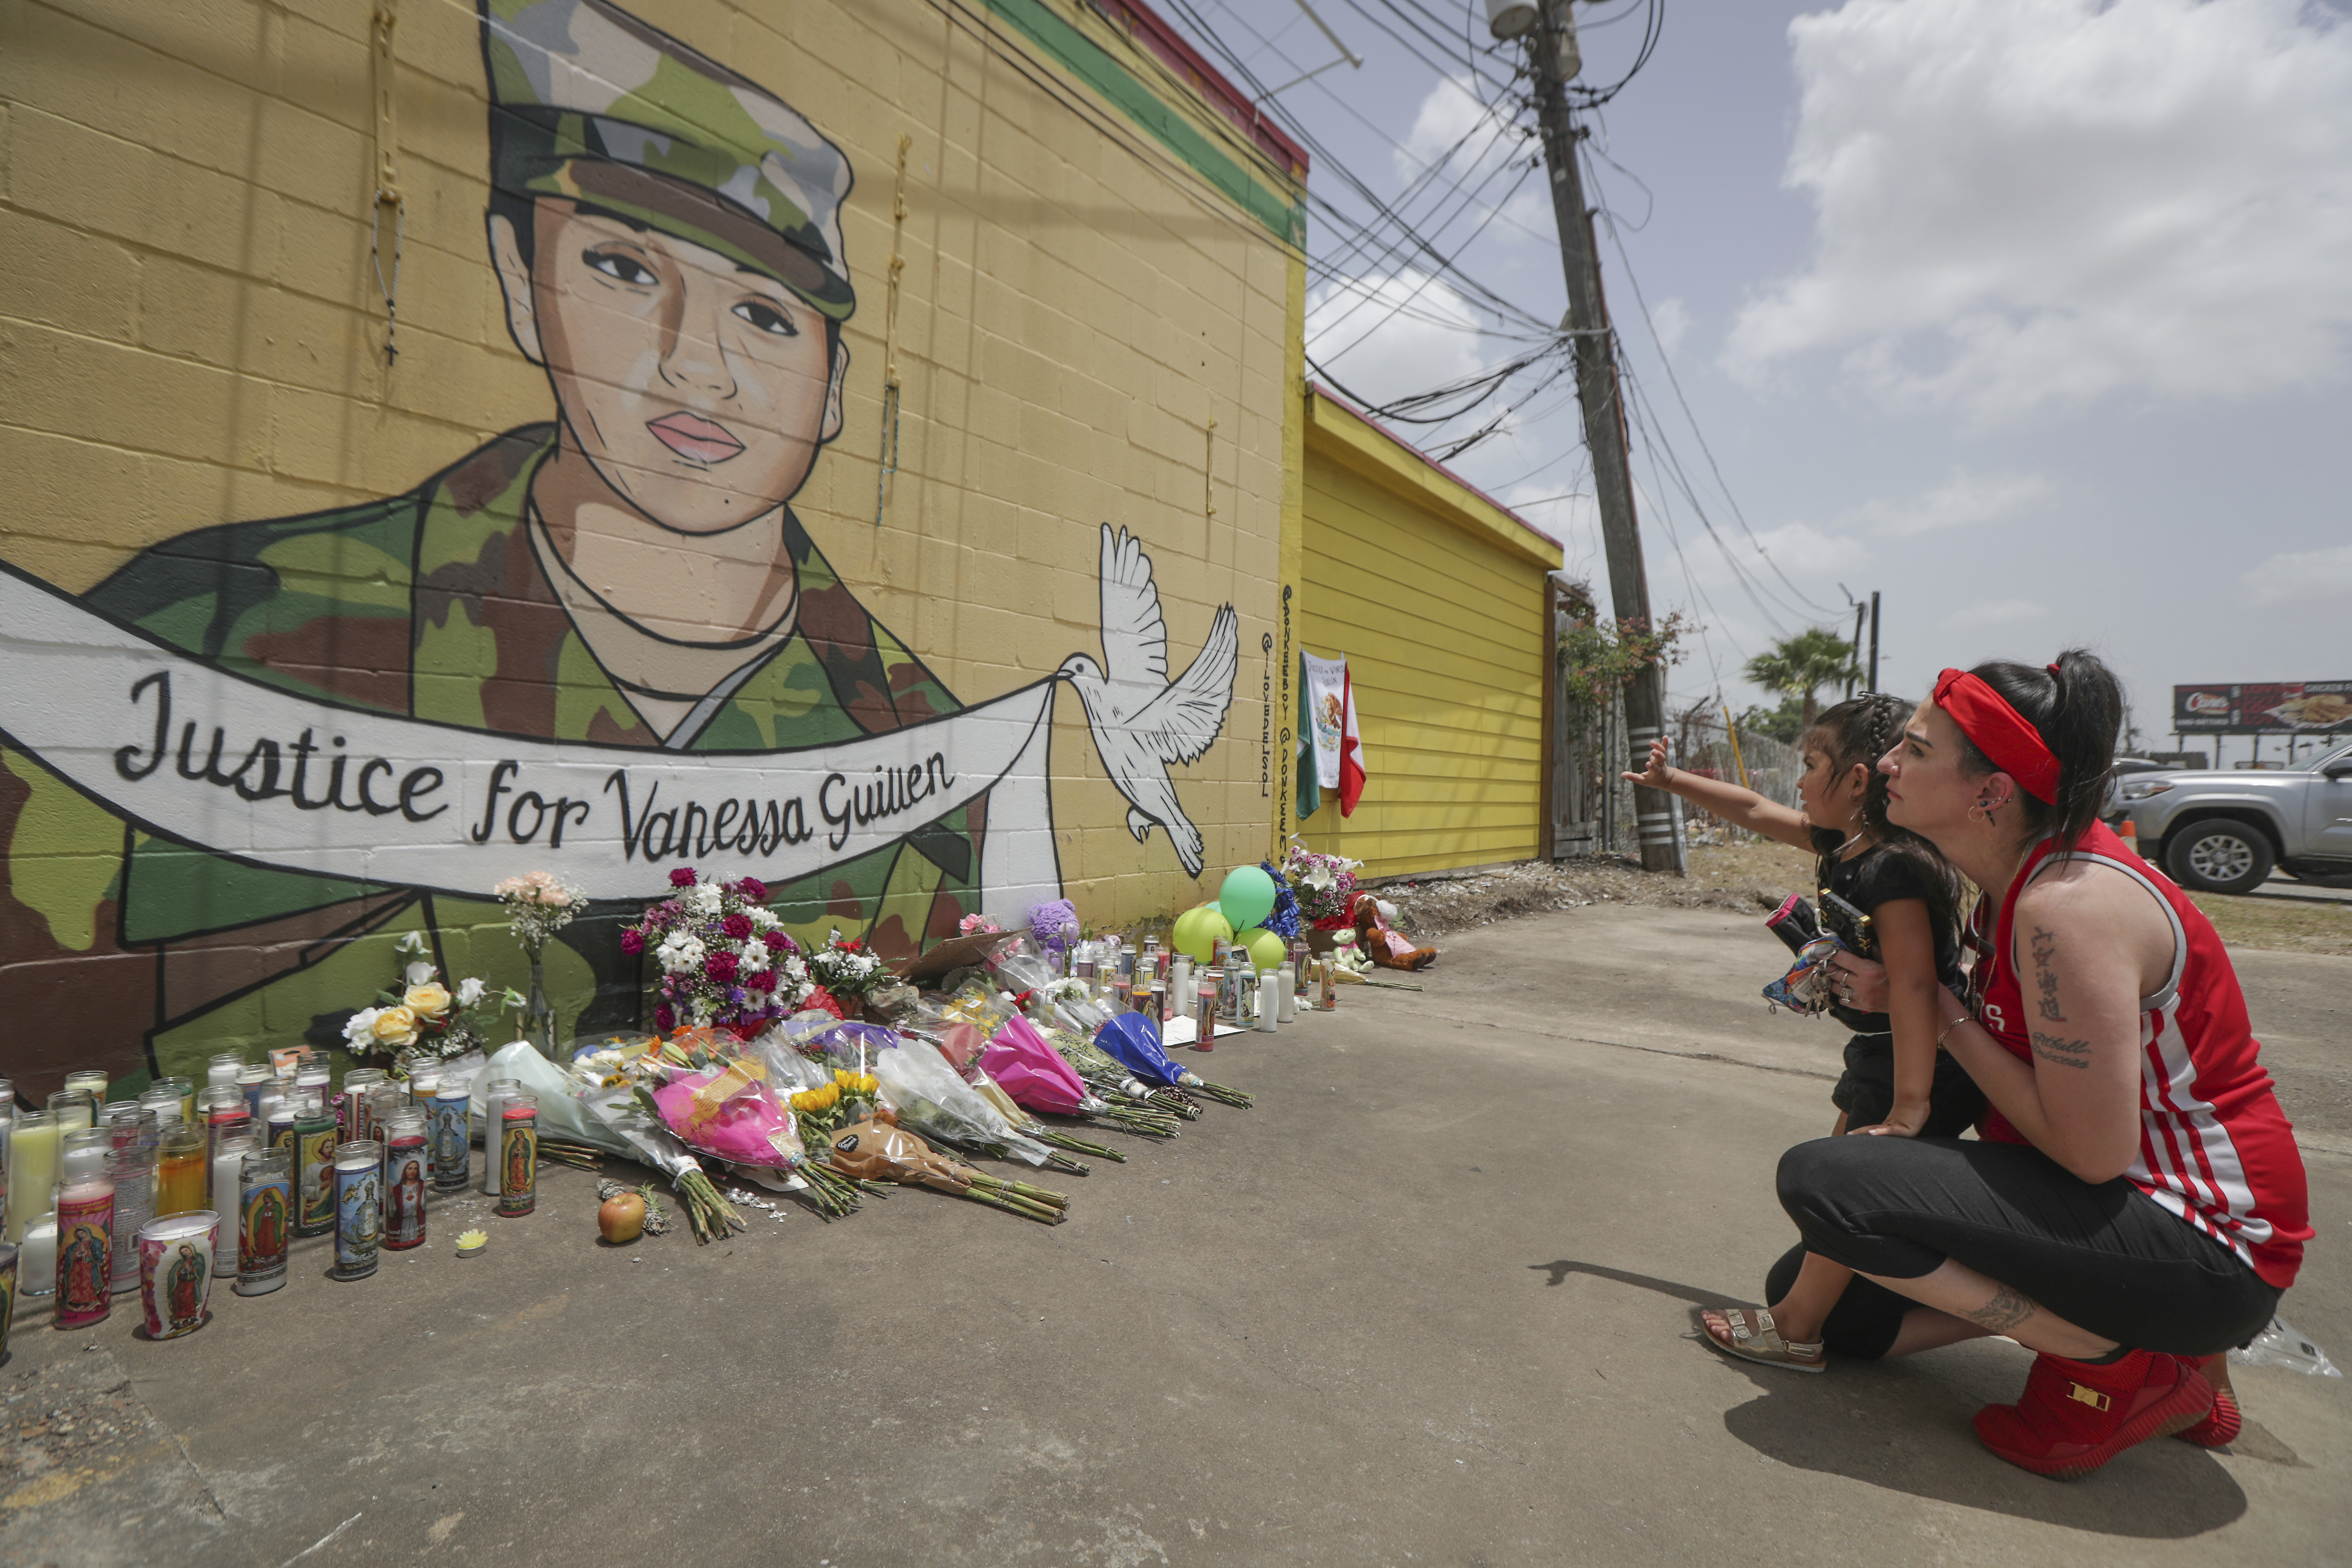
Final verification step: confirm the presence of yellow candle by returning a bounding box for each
[6,1113,60,1243]
[154,1125,208,1219]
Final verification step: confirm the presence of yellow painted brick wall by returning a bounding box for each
[1297,390,1559,877]
[0,0,1303,1092]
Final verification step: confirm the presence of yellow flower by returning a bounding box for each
[402,981,452,1018]
[370,1005,420,1047]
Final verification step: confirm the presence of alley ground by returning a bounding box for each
[4,903,2346,1567]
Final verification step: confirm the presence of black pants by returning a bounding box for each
[1830,1035,1986,1138]
[1769,1135,2278,1360]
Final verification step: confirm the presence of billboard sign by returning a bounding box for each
[2173,682,2352,734]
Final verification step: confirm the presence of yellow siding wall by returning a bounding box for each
[1298,397,1555,876]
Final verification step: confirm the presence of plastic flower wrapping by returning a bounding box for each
[343,930,505,1066]
[621,868,811,1035]
[1280,842,1363,929]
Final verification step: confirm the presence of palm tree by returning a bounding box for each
[1743,628,1858,729]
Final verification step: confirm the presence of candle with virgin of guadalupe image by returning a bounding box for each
[235,1148,292,1296]
[496,1092,538,1218]
[138,1210,219,1340]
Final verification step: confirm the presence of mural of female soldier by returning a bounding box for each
[0,0,1235,1097]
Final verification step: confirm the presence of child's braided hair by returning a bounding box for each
[1808,694,1964,933]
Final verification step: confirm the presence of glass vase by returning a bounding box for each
[524,950,557,1060]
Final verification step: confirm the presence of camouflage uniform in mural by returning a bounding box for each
[0,0,981,1090]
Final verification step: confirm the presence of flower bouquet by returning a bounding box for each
[806,931,891,1016]
[1281,842,1363,937]
[646,1028,870,1219]
[496,870,590,1056]
[796,1018,1093,1177]
[1037,1020,1202,1121]
[978,1016,1179,1142]
[343,931,506,1069]
[1028,897,1081,971]
[821,1118,1069,1225]
[1096,1014,1255,1108]
[622,869,812,1037]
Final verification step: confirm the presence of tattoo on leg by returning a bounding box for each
[2030,925,2066,1022]
[2030,1030,2094,1070]
[1962,1283,2037,1332]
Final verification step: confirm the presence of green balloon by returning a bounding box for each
[1171,904,1234,965]
[1217,865,1278,932]
[1238,927,1287,973]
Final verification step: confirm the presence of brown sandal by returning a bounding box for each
[1697,1306,1826,1373]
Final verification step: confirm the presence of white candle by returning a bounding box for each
[18,1214,57,1296]
[6,1116,60,1244]
[211,1137,253,1217]
[1257,971,1280,1032]
[1277,967,1296,1023]
[481,1082,512,1196]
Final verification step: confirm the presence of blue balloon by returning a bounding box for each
[1094,1013,1185,1089]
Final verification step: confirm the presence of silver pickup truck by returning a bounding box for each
[2112,738,2352,893]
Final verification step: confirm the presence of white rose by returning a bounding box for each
[343,1007,382,1049]
[404,960,437,986]
[456,976,486,1007]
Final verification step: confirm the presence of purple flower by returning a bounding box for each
[669,867,698,888]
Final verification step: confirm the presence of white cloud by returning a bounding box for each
[2243,542,2352,604]
[1397,76,1550,235]
[1942,597,2050,628]
[1831,468,2053,538]
[1724,0,2352,422]
[1649,297,1694,360]
[1305,268,1487,411]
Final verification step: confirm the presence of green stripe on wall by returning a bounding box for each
[979,0,1305,245]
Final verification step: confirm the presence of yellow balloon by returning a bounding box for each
[1170,905,1234,965]
[1238,927,1287,973]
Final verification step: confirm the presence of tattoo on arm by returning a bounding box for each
[1962,1283,2037,1333]
[2030,1030,2095,1070]
[2030,925,2066,1021]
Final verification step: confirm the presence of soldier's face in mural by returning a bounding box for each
[490,197,848,538]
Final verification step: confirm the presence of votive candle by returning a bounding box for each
[4,1111,56,1244]
[153,1122,208,1219]
[329,1139,384,1281]
[62,1070,110,1101]
[380,1112,428,1251]
[18,1216,57,1298]
[210,1135,254,1241]
[104,1139,155,1296]
[137,1210,219,1340]
[291,1090,337,1239]
[235,1148,291,1296]
[54,1155,114,1328]
[205,1052,244,1090]
[496,1091,538,1218]
[430,1079,471,1192]
[481,1078,521,1196]
[47,1090,95,1133]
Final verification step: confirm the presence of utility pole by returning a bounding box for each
[1843,588,1865,698]
[1867,591,1880,692]
[1510,0,1682,875]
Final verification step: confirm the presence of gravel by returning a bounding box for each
[1379,854,1791,940]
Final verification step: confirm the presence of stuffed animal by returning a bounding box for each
[1351,892,1437,971]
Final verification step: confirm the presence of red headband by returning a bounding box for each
[1932,668,2061,803]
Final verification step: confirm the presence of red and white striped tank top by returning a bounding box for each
[1969,821,2310,1289]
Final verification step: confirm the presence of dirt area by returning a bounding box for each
[1385,840,2351,958]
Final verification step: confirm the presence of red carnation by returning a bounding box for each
[669,867,698,888]
[746,968,778,993]
[763,930,789,952]
[619,928,644,955]
[722,913,753,940]
[735,877,769,903]
[705,952,739,983]
[654,1004,676,1032]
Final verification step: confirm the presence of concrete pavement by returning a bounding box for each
[4,907,2346,1567]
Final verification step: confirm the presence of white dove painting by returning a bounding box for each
[1059,524,1241,878]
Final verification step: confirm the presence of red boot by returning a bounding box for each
[2171,1354,2242,1448]
[1973,1349,2214,1479]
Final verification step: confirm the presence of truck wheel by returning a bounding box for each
[2164,820,2275,895]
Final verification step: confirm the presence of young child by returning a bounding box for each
[1623,694,1984,1372]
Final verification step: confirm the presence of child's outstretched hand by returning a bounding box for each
[1622,737,1673,790]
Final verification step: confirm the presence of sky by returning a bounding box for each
[1161,0,2352,763]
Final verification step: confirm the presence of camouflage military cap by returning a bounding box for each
[481,0,855,320]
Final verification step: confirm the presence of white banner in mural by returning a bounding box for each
[0,565,1064,903]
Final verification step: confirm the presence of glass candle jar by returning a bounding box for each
[495,1091,538,1218]
[46,1090,95,1133]
[159,1076,197,1129]
[235,1148,292,1296]
[210,1135,254,1242]
[481,1078,522,1196]
[236,1063,273,1119]
[329,1139,384,1281]
[4,1111,57,1245]
[18,1216,57,1299]
[137,1086,182,1129]
[340,1069,387,1141]
[54,1151,114,1328]
[137,1210,219,1340]
[430,1079,472,1192]
[205,1052,245,1090]
[380,1111,429,1252]
[154,1121,208,1220]
[291,1090,338,1239]
[62,1069,110,1102]
[104,1138,156,1296]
